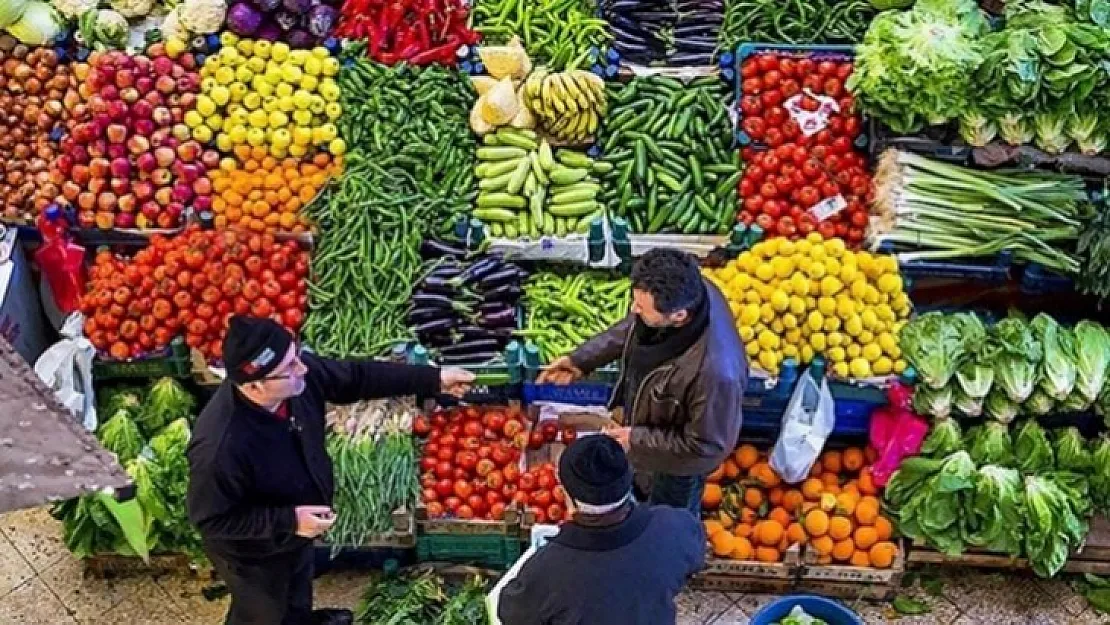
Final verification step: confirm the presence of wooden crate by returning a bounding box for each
[689,545,800,593]
[415,503,523,536]
[795,542,905,601]
[84,553,212,580]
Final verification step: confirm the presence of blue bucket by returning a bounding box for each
[749,595,864,625]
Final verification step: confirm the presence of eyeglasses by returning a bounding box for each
[259,345,308,381]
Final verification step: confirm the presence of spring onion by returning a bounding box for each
[869,150,1089,273]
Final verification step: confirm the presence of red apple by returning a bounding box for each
[127,135,150,155]
[153,147,175,168]
[135,152,157,173]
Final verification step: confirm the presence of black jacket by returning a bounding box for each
[498,505,706,625]
[186,353,440,562]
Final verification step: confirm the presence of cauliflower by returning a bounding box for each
[78,8,127,48]
[109,0,153,18]
[177,0,224,33]
[160,5,189,40]
[51,0,96,20]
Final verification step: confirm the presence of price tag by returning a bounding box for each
[809,195,848,222]
[540,237,555,251]
[784,89,840,138]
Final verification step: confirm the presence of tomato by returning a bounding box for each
[531,490,553,508]
[459,436,481,451]
[443,496,462,513]
[778,58,797,77]
[477,445,493,460]
[553,485,566,504]
[475,459,496,478]
[763,201,784,219]
[491,444,514,467]
[762,70,782,89]
[453,467,469,480]
[502,463,521,484]
[435,478,454,498]
[844,117,861,138]
[739,96,762,116]
[536,472,556,491]
[456,450,478,471]
[539,421,559,442]
[435,461,453,479]
[456,504,475,520]
[512,491,530,507]
[486,469,504,490]
[502,419,524,438]
[831,136,853,155]
[741,117,766,139]
[547,504,565,523]
[757,55,779,72]
[835,222,849,237]
[453,480,473,499]
[777,217,797,237]
[490,502,506,520]
[463,421,483,438]
[796,58,815,75]
[847,227,866,243]
[760,90,784,107]
[278,271,300,290]
[821,181,841,197]
[439,433,457,449]
[413,415,431,436]
[561,427,577,445]
[422,487,438,502]
[802,75,823,94]
[740,78,762,94]
[483,411,507,432]
[525,431,544,450]
[780,79,801,99]
[850,210,869,228]
[437,447,454,462]
[426,502,445,518]
[485,489,502,508]
[518,473,537,491]
[467,494,486,515]
[823,77,843,97]
[420,457,438,473]
[741,59,759,78]
[837,63,853,80]
[817,61,838,77]
[818,221,838,239]
[764,127,785,147]
[755,213,776,232]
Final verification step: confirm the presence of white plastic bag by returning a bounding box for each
[34,312,97,431]
[769,370,835,484]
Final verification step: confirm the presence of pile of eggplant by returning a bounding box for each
[408,240,527,365]
[601,0,724,67]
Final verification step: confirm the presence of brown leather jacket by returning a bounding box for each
[570,280,748,476]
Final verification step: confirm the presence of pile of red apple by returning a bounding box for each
[52,44,213,230]
[414,406,573,523]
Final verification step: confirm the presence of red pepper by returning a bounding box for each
[378,52,399,64]
[414,16,431,49]
[398,42,423,59]
[408,36,460,65]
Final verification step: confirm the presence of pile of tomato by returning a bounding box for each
[414,406,573,523]
[736,53,873,245]
[81,225,309,362]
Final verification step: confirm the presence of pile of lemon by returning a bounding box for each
[190,33,345,159]
[705,234,912,379]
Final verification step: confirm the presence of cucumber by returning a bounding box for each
[548,201,598,218]
[549,167,590,186]
[479,158,523,179]
[543,212,556,235]
[489,222,504,237]
[478,171,514,191]
[556,150,593,168]
[472,208,518,223]
[506,157,532,195]
[496,131,539,151]
[477,193,526,209]
[550,188,599,205]
[477,146,528,161]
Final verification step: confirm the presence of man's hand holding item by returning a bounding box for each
[440,368,476,398]
[604,425,631,451]
[294,506,336,538]
[538,357,584,385]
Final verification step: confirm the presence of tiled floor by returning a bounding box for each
[0,506,1106,624]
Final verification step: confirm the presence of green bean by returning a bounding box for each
[473,0,610,70]
[517,271,631,363]
[718,0,875,49]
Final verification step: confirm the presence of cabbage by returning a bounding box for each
[956,359,994,401]
[921,417,963,458]
[1024,473,1089,578]
[1074,321,1110,403]
[1031,314,1077,401]
[1054,427,1093,473]
[913,384,954,419]
[137,378,195,437]
[985,390,1019,424]
[965,464,1024,555]
[79,9,128,50]
[966,422,1014,467]
[5,0,60,45]
[893,451,977,556]
[1023,389,1056,417]
[1014,419,1055,474]
[953,388,984,417]
[97,409,145,464]
[0,0,28,29]
[990,317,1042,403]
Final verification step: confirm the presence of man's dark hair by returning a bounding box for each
[630,248,704,314]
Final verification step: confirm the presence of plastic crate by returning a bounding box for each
[868,118,970,165]
[1020,263,1075,295]
[415,532,522,570]
[409,343,524,405]
[734,44,865,150]
[883,243,1014,285]
[93,338,191,380]
[521,362,621,406]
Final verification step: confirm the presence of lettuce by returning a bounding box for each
[985,390,1020,424]
[956,360,994,401]
[97,410,145,464]
[1031,314,1078,401]
[99,385,145,419]
[921,417,963,458]
[1074,321,1110,403]
[953,388,984,417]
[901,312,978,390]
[965,464,1024,555]
[894,451,977,556]
[997,112,1035,146]
[1024,473,1089,578]
[137,378,195,437]
[1090,436,1110,514]
[990,317,1043,403]
[966,422,1015,467]
[1054,426,1093,472]
[959,108,998,147]
[1014,419,1056,474]
[1023,389,1057,417]
[913,384,954,419]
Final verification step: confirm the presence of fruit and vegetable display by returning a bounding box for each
[409,246,527,365]
[719,0,874,50]
[413,405,568,522]
[327,398,421,546]
[332,0,478,65]
[0,44,78,223]
[886,418,1108,578]
[222,0,334,47]
[51,380,203,562]
[702,444,899,569]
[472,0,610,70]
[598,75,739,234]
[736,52,871,244]
[208,149,336,232]
[80,226,309,361]
[899,311,1110,422]
[5,1,63,45]
[601,0,724,67]
[354,571,488,625]
[473,128,608,238]
[704,234,911,378]
[518,271,631,364]
[54,46,211,230]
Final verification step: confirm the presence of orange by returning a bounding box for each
[832,539,855,562]
[783,489,805,513]
[803,510,829,537]
[874,516,893,541]
[734,444,759,470]
[854,526,879,550]
[869,542,897,569]
[768,487,785,507]
[730,537,754,561]
[822,450,843,474]
[822,472,840,489]
[702,483,723,510]
[828,516,853,541]
[704,520,725,538]
[865,445,879,464]
[850,550,871,567]
[707,463,726,483]
[723,459,742,480]
[749,463,781,488]
[801,478,824,501]
[733,523,753,539]
[819,493,838,513]
[279,212,298,229]
[858,467,878,496]
[251,146,267,160]
[816,555,833,565]
[755,546,780,563]
[743,488,764,509]
[786,522,807,545]
[842,482,861,498]
[739,507,758,524]
[768,507,792,528]
[835,493,858,516]
[855,499,880,527]
[711,531,736,557]
[842,447,865,472]
[809,462,824,478]
[755,520,785,547]
[811,535,834,556]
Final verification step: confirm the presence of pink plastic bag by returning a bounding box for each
[869,381,928,487]
[34,207,86,317]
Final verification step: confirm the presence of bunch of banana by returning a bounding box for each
[522,67,608,144]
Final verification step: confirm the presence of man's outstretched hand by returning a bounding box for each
[440,368,476,398]
[537,356,583,385]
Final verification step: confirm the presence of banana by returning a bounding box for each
[554,74,580,116]
[543,76,566,116]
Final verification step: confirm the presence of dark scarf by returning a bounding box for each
[622,281,711,414]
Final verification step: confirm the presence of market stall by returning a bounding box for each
[4,0,1110,619]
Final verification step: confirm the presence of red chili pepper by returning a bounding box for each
[378,51,398,64]
[408,36,460,65]
[414,17,431,49]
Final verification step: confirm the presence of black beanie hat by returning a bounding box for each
[558,435,633,506]
[222,316,293,383]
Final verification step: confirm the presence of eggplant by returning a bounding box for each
[484,283,522,302]
[675,37,719,53]
[479,266,522,290]
[454,256,503,286]
[437,352,501,365]
[421,239,468,259]
[407,306,450,323]
[413,318,455,335]
[420,276,463,294]
[439,338,502,356]
[479,307,518,329]
[412,292,459,309]
[478,300,513,316]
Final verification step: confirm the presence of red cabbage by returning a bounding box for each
[251,0,281,12]
[227,2,262,35]
[282,0,312,14]
[287,28,314,47]
[274,9,298,29]
[306,5,336,38]
[256,20,281,40]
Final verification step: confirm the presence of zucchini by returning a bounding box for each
[473,208,518,223]
[477,193,526,209]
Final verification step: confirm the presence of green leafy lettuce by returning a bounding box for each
[964,464,1025,555]
[985,390,1020,424]
[1074,321,1110,404]
[1055,426,1094,472]
[989,317,1043,403]
[1024,472,1090,578]
[1023,389,1057,417]
[1089,435,1110,514]
[891,451,977,556]
[1031,313,1078,400]
[1015,419,1056,474]
[913,384,954,419]
[966,422,1015,467]
[97,409,144,464]
[901,312,980,390]
[137,378,195,437]
[920,417,964,458]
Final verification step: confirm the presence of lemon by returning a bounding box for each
[319,78,341,102]
[758,330,780,350]
[770,256,793,279]
[165,38,186,58]
[325,102,343,120]
[878,274,902,294]
[740,304,760,326]
[824,317,841,332]
[268,111,289,128]
[195,94,216,117]
[770,290,790,312]
[228,125,248,143]
[824,238,847,257]
[248,109,269,128]
[216,133,233,152]
[758,350,780,373]
[817,297,836,316]
[201,76,217,92]
[845,315,863,337]
[220,31,239,47]
[806,262,827,280]
[728,300,741,318]
[246,56,266,73]
[314,124,338,143]
[215,67,236,85]
[289,144,309,158]
[849,358,871,378]
[862,344,883,362]
[210,84,231,106]
[322,57,340,76]
[836,297,856,320]
[878,332,898,355]
[218,46,240,64]
[289,50,309,66]
[809,245,826,262]
[235,66,255,84]
[281,64,303,84]
[785,328,803,344]
[789,296,807,316]
[820,276,843,297]
[827,346,846,363]
[783,345,799,359]
[787,273,809,297]
[229,82,249,102]
[191,125,213,143]
[293,127,313,146]
[745,290,762,305]
[755,263,775,282]
[264,66,284,85]
[184,110,204,128]
[858,331,875,345]
[809,333,827,351]
[833,362,850,379]
[783,314,799,330]
[847,344,862,360]
[807,311,825,332]
[293,110,314,126]
[739,326,755,342]
[300,75,319,92]
[824,257,841,276]
[894,359,907,374]
[839,265,859,283]
[873,357,893,376]
[827,332,845,348]
[262,96,279,112]
[747,340,760,356]
[205,114,223,132]
[242,92,262,110]
[271,42,291,62]
[246,127,267,146]
[760,303,776,323]
[293,89,313,109]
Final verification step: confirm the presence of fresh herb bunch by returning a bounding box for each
[354,571,488,625]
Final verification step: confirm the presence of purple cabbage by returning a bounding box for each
[226,2,263,35]
[287,29,314,47]
[306,5,337,38]
[282,0,313,13]
[256,20,282,40]
[251,0,281,13]
[274,9,298,30]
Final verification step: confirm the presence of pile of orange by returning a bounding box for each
[209,147,341,232]
[701,445,899,569]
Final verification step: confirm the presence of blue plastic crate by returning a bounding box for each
[880,243,1014,285]
[867,117,970,164]
[734,43,866,150]
[1020,263,1075,295]
[750,595,863,625]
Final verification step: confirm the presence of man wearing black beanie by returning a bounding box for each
[187,316,474,625]
[498,436,705,625]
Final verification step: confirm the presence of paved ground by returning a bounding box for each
[0,506,1106,624]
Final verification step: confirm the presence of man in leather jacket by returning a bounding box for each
[540,248,747,515]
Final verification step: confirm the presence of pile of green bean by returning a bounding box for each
[304,54,477,358]
[518,272,631,363]
[718,0,875,49]
[472,0,611,70]
[327,431,418,549]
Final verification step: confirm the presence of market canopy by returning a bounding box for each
[0,335,130,515]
